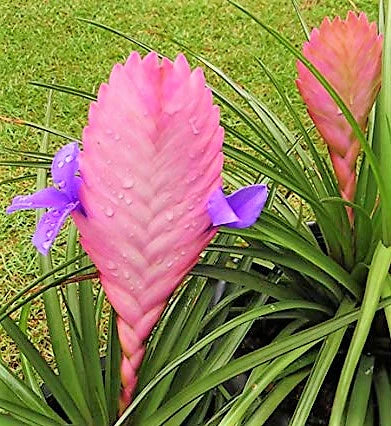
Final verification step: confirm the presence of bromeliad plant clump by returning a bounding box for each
[1,1,391,425]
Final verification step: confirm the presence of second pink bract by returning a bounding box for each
[72,52,224,412]
[296,11,383,223]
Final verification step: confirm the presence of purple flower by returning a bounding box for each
[207,184,268,228]
[7,142,82,256]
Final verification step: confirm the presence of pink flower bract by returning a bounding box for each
[72,51,224,412]
[296,11,383,222]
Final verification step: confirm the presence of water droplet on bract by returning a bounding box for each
[129,285,134,291]
[337,108,343,116]
[175,255,179,261]
[106,159,112,165]
[122,252,127,259]
[125,198,132,206]
[107,261,116,270]
[115,134,121,142]
[50,223,55,227]
[44,217,51,224]
[181,250,186,256]
[57,161,64,168]
[189,117,200,135]
[65,155,73,163]
[112,271,119,277]
[124,271,130,279]
[46,230,54,238]
[52,210,60,217]
[166,260,173,269]
[184,224,190,230]
[106,129,113,135]
[156,257,163,265]
[270,304,276,311]
[118,193,124,200]
[122,178,134,189]
[104,207,114,217]
[189,152,196,159]
[187,204,194,211]
[165,211,174,222]
[42,241,51,250]
[58,180,66,189]
[129,232,134,238]
[25,201,33,206]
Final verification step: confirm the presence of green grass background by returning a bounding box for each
[0,0,378,369]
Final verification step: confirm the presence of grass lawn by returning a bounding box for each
[0,0,378,370]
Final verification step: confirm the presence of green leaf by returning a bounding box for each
[290,297,355,426]
[219,343,315,425]
[290,0,310,40]
[78,257,109,425]
[0,317,86,425]
[191,264,305,302]
[246,368,310,426]
[372,0,391,245]
[345,355,375,426]
[0,360,61,422]
[374,364,391,426]
[330,242,391,425]
[0,400,64,426]
[105,309,121,425]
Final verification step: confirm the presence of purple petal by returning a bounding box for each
[32,201,80,255]
[207,187,239,226]
[51,142,80,200]
[6,188,69,214]
[208,184,268,229]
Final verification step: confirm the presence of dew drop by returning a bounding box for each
[57,161,64,168]
[104,207,114,217]
[175,255,179,261]
[111,271,119,277]
[65,155,73,163]
[125,198,133,206]
[114,134,121,141]
[166,260,173,269]
[46,230,54,238]
[122,178,134,189]
[52,210,60,217]
[184,224,190,230]
[58,180,66,189]
[42,241,51,251]
[106,159,112,165]
[118,193,124,200]
[189,117,200,135]
[106,129,113,135]
[187,204,194,211]
[181,250,186,256]
[107,261,116,270]
[121,253,127,259]
[124,271,130,279]
[165,211,174,222]
[156,257,163,265]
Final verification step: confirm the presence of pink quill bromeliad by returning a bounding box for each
[296,12,383,222]
[7,52,267,412]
